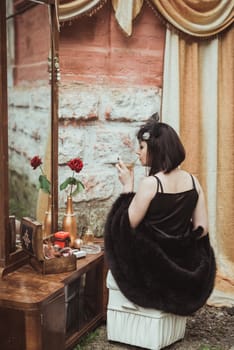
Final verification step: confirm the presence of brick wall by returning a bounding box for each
[58,2,166,236]
[60,1,165,87]
[13,4,50,83]
[9,1,166,236]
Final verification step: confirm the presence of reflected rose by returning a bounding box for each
[30,155,51,194]
[30,155,42,170]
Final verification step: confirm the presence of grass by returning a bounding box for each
[71,332,226,350]
[73,329,100,350]
[198,345,223,350]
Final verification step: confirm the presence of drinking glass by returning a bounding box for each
[117,153,138,170]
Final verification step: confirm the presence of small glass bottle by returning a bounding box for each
[83,226,94,245]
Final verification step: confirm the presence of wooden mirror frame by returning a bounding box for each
[0,0,59,275]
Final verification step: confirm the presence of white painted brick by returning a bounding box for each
[9,82,161,233]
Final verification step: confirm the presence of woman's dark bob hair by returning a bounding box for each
[137,113,185,175]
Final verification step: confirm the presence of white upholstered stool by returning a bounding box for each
[106,270,187,350]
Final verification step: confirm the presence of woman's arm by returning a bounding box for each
[116,160,156,228]
[128,177,156,228]
[192,178,209,236]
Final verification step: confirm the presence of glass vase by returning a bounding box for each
[62,195,77,247]
[43,194,52,239]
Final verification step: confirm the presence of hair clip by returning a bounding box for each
[142,132,150,140]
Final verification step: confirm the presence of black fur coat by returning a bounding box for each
[104,193,216,316]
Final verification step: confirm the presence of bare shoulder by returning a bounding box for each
[139,176,157,187]
[137,176,157,198]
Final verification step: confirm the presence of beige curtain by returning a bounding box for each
[59,0,233,37]
[215,29,234,302]
[59,0,108,22]
[158,0,234,305]
[112,0,144,36]
[149,0,234,37]
[161,30,180,132]
[161,26,234,306]
[59,0,144,36]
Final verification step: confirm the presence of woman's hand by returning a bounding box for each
[116,159,134,192]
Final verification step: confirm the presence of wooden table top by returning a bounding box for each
[0,252,104,310]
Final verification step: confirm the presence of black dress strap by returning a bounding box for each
[190,174,197,191]
[153,175,164,193]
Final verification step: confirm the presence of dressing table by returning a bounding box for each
[0,2,107,349]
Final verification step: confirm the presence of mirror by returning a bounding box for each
[0,0,59,271]
[7,1,51,234]
[7,0,52,253]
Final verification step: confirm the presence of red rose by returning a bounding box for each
[60,157,84,196]
[30,155,42,170]
[67,158,83,173]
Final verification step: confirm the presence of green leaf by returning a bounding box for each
[60,177,84,194]
[71,180,85,196]
[69,177,77,185]
[39,174,51,194]
[60,177,75,191]
[60,178,71,191]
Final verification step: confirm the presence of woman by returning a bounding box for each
[104,114,216,316]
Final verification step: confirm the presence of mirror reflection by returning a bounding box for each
[7,0,52,251]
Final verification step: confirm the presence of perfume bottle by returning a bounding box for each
[83,226,94,245]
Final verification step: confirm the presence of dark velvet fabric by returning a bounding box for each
[104,192,216,316]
